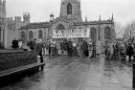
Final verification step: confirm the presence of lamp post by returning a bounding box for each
[133,62,135,89]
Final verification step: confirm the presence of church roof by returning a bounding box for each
[20,22,50,30]
[20,19,114,30]
[73,20,114,26]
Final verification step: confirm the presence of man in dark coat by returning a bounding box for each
[81,40,89,57]
[67,40,73,56]
[113,43,119,60]
[35,43,44,63]
[126,43,134,62]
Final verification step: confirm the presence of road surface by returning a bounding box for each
[0,55,132,90]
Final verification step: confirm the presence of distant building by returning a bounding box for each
[20,0,116,47]
[5,13,30,48]
[0,0,31,48]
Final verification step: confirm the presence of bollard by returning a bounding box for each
[133,63,135,89]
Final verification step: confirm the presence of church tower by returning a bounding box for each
[0,0,6,19]
[0,0,6,48]
[60,0,82,22]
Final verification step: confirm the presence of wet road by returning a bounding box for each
[0,55,132,90]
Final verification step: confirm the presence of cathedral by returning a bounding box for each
[20,0,116,48]
[0,0,116,48]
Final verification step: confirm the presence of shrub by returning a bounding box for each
[0,42,4,49]
[12,40,19,49]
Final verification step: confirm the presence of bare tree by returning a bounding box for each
[115,22,124,38]
[123,21,135,41]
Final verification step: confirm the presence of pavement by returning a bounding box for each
[0,55,132,90]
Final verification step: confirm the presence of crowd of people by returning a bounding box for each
[105,40,135,63]
[26,38,135,64]
[41,39,91,58]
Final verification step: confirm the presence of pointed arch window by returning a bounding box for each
[104,27,111,40]
[0,27,1,41]
[91,27,97,43]
[56,24,65,33]
[21,31,25,41]
[56,24,65,30]
[67,3,72,15]
[38,30,43,39]
[29,31,33,40]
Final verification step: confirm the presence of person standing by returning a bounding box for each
[72,42,78,56]
[113,42,119,61]
[77,41,82,57]
[81,40,89,57]
[67,40,73,56]
[39,45,44,63]
[88,40,93,58]
[126,42,134,62]
[91,42,96,58]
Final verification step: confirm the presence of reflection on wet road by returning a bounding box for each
[0,55,132,90]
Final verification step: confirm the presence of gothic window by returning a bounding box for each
[29,31,33,40]
[0,27,1,41]
[67,3,72,15]
[56,24,65,33]
[104,27,111,41]
[38,30,43,39]
[21,31,25,41]
[57,24,65,30]
[91,27,97,43]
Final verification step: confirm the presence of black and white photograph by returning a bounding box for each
[0,0,134,90]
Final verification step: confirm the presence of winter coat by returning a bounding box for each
[126,45,134,56]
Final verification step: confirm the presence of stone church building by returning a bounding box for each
[20,0,116,47]
[0,0,116,48]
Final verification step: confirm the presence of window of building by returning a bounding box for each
[29,31,33,40]
[44,30,49,40]
[104,27,111,41]
[91,27,97,43]
[38,30,43,39]
[0,27,1,41]
[67,3,72,15]
[56,24,65,33]
[21,31,25,41]
[56,24,65,30]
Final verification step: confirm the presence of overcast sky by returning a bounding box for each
[6,0,135,26]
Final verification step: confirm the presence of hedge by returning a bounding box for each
[0,51,37,72]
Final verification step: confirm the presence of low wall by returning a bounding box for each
[0,50,37,72]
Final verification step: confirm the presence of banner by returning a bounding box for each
[52,28,90,38]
